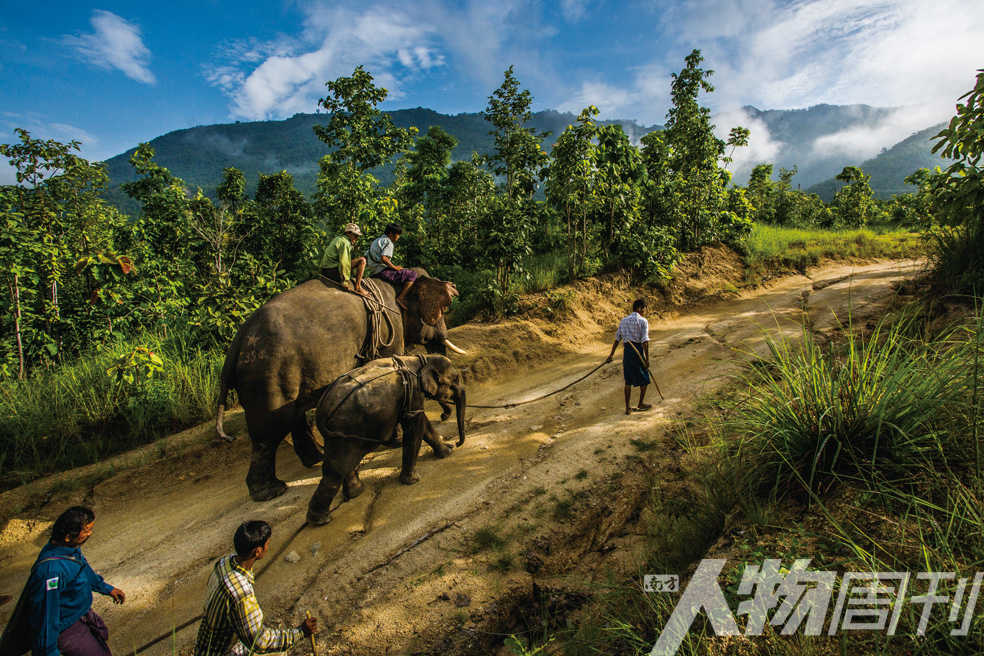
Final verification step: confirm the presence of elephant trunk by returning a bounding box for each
[455,387,466,447]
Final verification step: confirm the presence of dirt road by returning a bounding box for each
[0,259,920,654]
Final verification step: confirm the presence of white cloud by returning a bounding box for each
[810,104,945,162]
[62,10,155,84]
[560,0,591,22]
[205,0,563,120]
[558,80,636,117]
[560,0,982,162]
[206,4,446,120]
[713,108,783,180]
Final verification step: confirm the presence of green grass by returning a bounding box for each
[0,328,222,490]
[743,223,924,282]
[734,314,969,496]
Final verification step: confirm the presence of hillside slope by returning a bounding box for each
[101,108,659,214]
[807,123,947,200]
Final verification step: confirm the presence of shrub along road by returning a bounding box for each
[0,259,920,654]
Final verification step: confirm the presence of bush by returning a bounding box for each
[732,316,969,497]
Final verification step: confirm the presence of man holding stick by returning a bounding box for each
[194,520,316,656]
[606,299,654,415]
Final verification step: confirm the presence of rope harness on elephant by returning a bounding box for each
[317,276,399,363]
[315,356,426,445]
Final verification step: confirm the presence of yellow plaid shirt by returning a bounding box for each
[194,554,303,656]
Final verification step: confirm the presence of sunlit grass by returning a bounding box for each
[743,223,925,282]
[0,328,222,489]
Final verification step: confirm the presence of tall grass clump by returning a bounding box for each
[733,316,968,497]
[0,327,223,489]
[928,222,984,296]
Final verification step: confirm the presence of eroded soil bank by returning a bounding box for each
[0,256,921,654]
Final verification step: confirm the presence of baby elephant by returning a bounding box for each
[307,354,467,525]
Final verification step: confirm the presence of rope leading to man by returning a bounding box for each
[467,360,610,409]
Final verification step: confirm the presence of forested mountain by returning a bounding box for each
[806,123,947,201]
[101,108,659,214]
[100,104,943,214]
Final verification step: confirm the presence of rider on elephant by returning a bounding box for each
[366,223,416,310]
[318,222,367,296]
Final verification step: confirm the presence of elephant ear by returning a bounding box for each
[416,277,455,326]
[420,364,440,397]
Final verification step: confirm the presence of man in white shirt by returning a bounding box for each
[606,299,652,415]
[366,223,417,309]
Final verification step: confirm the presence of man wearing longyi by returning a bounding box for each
[606,298,653,415]
[26,506,125,656]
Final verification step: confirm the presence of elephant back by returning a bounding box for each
[315,358,401,436]
[234,280,405,412]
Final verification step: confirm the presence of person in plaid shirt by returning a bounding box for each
[194,521,316,656]
[606,298,653,415]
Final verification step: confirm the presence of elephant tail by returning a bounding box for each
[216,333,241,442]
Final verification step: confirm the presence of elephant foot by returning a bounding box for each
[306,508,333,526]
[249,479,288,502]
[299,452,323,468]
[399,472,420,485]
[343,476,365,500]
[432,443,453,459]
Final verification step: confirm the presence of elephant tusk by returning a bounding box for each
[444,339,467,355]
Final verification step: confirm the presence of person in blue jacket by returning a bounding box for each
[27,506,125,656]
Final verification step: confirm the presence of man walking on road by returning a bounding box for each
[606,299,652,415]
[26,506,126,656]
[194,520,316,656]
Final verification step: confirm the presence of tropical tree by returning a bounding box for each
[544,106,599,279]
[833,166,874,228]
[313,66,417,233]
[479,66,549,310]
[1,129,129,369]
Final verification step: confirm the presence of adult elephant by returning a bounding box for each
[215,270,466,501]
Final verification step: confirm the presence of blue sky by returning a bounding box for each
[2,0,983,181]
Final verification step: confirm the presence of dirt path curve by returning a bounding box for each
[0,259,921,654]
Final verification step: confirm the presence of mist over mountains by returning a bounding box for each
[101,103,946,213]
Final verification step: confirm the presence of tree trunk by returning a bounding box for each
[11,274,24,379]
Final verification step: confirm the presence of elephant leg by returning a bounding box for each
[290,415,323,468]
[421,415,452,459]
[342,465,364,500]
[245,411,289,502]
[307,438,369,525]
[399,415,425,485]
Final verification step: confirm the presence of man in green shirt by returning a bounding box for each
[318,223,367,296]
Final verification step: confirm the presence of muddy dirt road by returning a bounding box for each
[0,259,920,654]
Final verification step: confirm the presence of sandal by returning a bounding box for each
[635,403,653,411]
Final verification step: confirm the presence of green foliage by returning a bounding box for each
[641,50,749,254]
[0,327,221,489]
[832,165,875,228]
[313,66,417,235]
[926,68,984,293]
[742,223,923,282]
[479,67,550,314]
[544,106,600,280]
[0,129,131,373]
